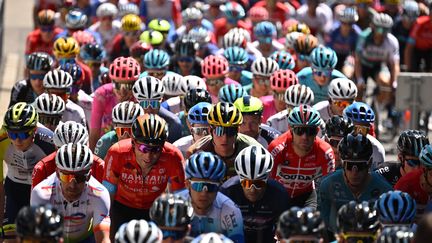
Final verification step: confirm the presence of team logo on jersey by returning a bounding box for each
[64,213,86,225]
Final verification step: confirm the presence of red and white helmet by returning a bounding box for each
[270,69,298,92]
[248,6,269,22]
[72,30,95,46]
[109,57,141,82]
[201,55,229,78]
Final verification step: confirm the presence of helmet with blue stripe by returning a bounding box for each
[310,46,338,70]
[223,47,248,65]
[220,1,245,20]
[185,152,226,181]
[218,84,246,103]
[420,144,432,169]
[254,21,276,37]
[375,190,416,225]
[144,49,170,69]
[288,105,321,127]
[270,50,295,70]
[187,102,212,125]
[343,102,375,123]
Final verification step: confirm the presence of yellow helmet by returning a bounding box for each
[208,102,243,127]
[4,102,38,131]
[287,23,311,34]
[53,37,80,59]
[121,14,142,32]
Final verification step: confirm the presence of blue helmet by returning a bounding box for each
[220,1,245,21]
[310,46,338,70]
[185,152,226,181]
[270,50,295,70]
[223,47,248,65]
[375,190,417,225]
[144,49,170,69]
[187,102,212,125]
[59,62,82,83]
[420,144,432,169]
[254,21,276,37]
[343,102,375,123]
[288,105,321,127]
[218,84,246,104]
[80,43,106,62]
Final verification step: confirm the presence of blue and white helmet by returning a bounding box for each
[65,9,88,29]
[288,105,321,126]
[310,46,338,70]
[375,190,416,225]
[218,84,247,103]
[187,102,212,125]
[185,152,226,181]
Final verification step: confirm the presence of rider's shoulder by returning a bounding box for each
[35,123,54,144]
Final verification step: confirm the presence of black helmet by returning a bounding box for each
[337,201,379,234]
[80,43,106,62]
[150,193,194,228]
[59,62,83,84]
[325,115,354,138]
[26,52,53,72]
[338,134,373,161]
[376,226,414,243]
[397,130,429,157]
[277,207,324,239]
[4,102,39,131]
[184,88,212,111]
[175,38,198,57]
[16,204,63,240]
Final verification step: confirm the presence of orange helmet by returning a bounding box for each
[294,34,318,55]
[38,9,55,26]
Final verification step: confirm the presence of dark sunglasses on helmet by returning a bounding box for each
[312,68,332,77]
[292,126,318,136]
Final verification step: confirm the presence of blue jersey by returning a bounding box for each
[326,24,361,56]
[94,130,118,160]
[318,169,392,233]
[297,67,346,104]
[176,189,245,243]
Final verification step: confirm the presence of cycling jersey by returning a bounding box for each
[220,176,289,243]
[260,95,277,123]
[253,1,294,24]
[256,124,281,148]
[186,134,263,178]
[159,107,183,143]
[63,100,87,127]
[88,22,121,53]
[32,152,105,188]
[266,109,289,134]
[31,174,111,243]
[251,40,285,57]
[110,34,131,62]
[9,79,38,107]
[319,169,392,233]
[140,0,182,26]
[408,16,432,50]
[297,67,346,104]
[74,90,93,126]
[176,189,245,243]
[25,27,63,55]
[374,161,402,187]
[94,130,118,160]
[161,96,183,115]
[173,135,194,158]
[268,131,335,198]
[326,23,361,57]
[296,3,333,34]
[103,138,185,209]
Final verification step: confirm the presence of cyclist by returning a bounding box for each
[140,49,173,81]
[88,3,120,52]
[297,46,346,104]
[147,19,172,54]
[267,84,315,134]
[322,116,354,168]
[115,219,163,243]
[221,145,289,243]
[313,77,358,123]
[223,46,252,87]
[56,9,102,44]
[132,76,183,143]
[173,102,212,157]
[79,43,108,92]
[234,96,281,148]
[292,33,319,72]
[110,14,142,61]
[89,56,140,150]
[130,41,153,71]
[31,143,111,243]
[319,134,392,234]
[103,114,185,237]
[375,190,417,227]
[343,102,385,169]
[214,2,250,43]
[170,38,202,76]
[15,204,63,243]
[10,52,53,107]
[95,101,143,160]
[375,130,429,186]
[186,102,262,178]
[335,201,380,243]
[34,93,65,131]
[376,226,414,243]
[187,26,219,58]
[32,120,105,188]
[218,84,246,103]
[220,30,260,61]
[176,151,244,243]
[150,193,194,242]
[140,30,166,49]
[269,105,335,209]
[252,21,284,58]
[276,207,324,243]
[270,50,296,71]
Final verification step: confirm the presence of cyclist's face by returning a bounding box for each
[187,179,218,212]
[29,70,47,95]
[238,115,261,139]
[252,75,270,95]
[291,127,316,152]
[211,127,237,157]
[242,184,266,203]
[273,93,286,112]
[8,129,35,151]
[57,170,87,201]
[399,153,420,175]
[344,162,369,187]
[134,142,163,165]
[330,99,354,115]
[113,81,133,102]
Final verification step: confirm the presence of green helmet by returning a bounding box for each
[4,102,39,131]
[140,30,164,46]
[234,95,263,115]
[148,18,171,33]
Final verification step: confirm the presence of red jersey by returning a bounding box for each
[409,16,432,50]
[268,131,335,198]
[214,18,252,44]
[395,168,430,217]
[104,139,185,209]
[25,28,63,55]
[76,60,92,94]
[252,1,294,24]
[31,151,105,188]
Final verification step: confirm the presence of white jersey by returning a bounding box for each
[173,135,194,158]
[64,100,87,127]
[88,22,121,53]
[296,3,333,34]
[31,173,111,242]
[251,40,284,57]
[368,134,386,170]
[266,110,289,133]
[75,90,93,126]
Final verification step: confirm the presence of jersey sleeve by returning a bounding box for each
[268,137,286,179]
[168,150,186,192]
[221,201,245,243]
[90,89,105,129]
[91,185,111,233]
[32,161,48,188]
[103,145,121,189]
[388,34,400,62]
[408,18,423,44]
[92,156,105,183]
[320,145,336,177]
[94,135,112,160]
[30,185,50,206]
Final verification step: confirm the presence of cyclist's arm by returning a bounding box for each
[318,176,331,227]
[167,151,186,192]
[321,146,336,177]
[387,35,400,87]
[221,202,245,243]
[404,42,414,71]
[102,148,120,201]
[31,160,48,189]
[94,134,112,160]
[89,90,105,150]
[92,185,111,243]
[354,52,364,85]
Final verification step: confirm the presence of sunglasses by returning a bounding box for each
[292,126,318,136]
[178,56,194,63]
[312,68,332,77]
[140,100,161,109]
[257,36,273,44]
[375,27,390,34]
[30,73,46,80]
[190,180,220,192]
[162,230,187,240]
[297,54,310,62]
[148,70,166,77]
[213,126,238,137]
[113,82,134,91]
[402,156,420,167]
[206,78,224,86]
[354,125,369,136]
[58,171,89,183]
[136,143,162,153]
[40,26,54,32]
[7,130,34,140]
[255,78,270,85]
[344,161,369,171]
[273,92,285,101]
[240,179,267,189]
[115,127,132,138]
[229,64,245,72]
[39,115,62,126]
[190,127,210,136]
[332,100,352,108]
[58,58,75,65]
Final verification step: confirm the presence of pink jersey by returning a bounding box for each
[90,84,119,135]
[260,95,277,123]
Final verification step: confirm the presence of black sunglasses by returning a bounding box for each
[292,126,318,136]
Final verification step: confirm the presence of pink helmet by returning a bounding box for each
[248,6,269,22]
[201,55,229,78]
[109,57,141,82]
[270,69,298,92]
[72,30,95,46]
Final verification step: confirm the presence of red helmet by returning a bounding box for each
[129,41,152,58]
[72,31,95,46]
[201,55,229,78]
[270,69,298,92]
[248,6,269,22]
[109,57,141,82]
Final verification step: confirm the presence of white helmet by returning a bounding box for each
[65,9,88,29]
[235,145,274,180]
[43,69,73,89]
[285,84,314,106]
[115,220,163,243]
[251,57,279,77]
[285,32,302,49]
[373,13,393,29]
[53,121,88,147]
[180,75,207,93]
[182,7,203,22]
[118,3,139,17]
[35,93,65,116]
[328,78,358,100]
[191,233,234,243]
[222,31,245,49]
[96,3,118,18]
[55,143,93,172]
[162,73,185,96]
[228,27,251,42]
[112,101,144,125]
[133,76,165,101]
[338,7,359,23]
